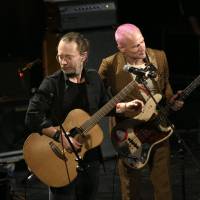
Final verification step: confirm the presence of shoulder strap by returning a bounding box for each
[85,68,103,114]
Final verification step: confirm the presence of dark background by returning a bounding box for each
[0,0,200,154]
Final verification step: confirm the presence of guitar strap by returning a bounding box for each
[145,49,158,72]
[145,50,162,94]
[130,51,161,103]
[85,68,107,114]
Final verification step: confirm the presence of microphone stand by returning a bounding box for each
[173,129,200,200]
[59,124,89,173]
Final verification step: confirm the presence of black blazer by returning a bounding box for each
[25,69,109,133]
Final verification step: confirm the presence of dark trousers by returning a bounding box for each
[49,161,100,200]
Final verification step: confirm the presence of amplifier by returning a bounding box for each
[45,0,117,32]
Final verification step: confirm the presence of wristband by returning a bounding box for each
[116,103,126,113]
[52,130,61,142]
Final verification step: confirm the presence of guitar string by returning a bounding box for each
[148,75,200,128]
[108,75,200,164]
[156,74,200,126]
[79,75,200,153]
[80,80,138,134]
[82,85,136,134]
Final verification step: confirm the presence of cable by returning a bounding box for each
[111,155,119,200]
[59,128,71,184]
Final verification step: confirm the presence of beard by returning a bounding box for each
[61,63,83,78]
[61,68,78,78]
[64,71,77,77]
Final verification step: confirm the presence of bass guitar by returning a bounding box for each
[111,74,200,169]
[23,78,139,187]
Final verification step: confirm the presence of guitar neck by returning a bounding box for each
[179,74,200,100]
[80,80,137,133]
[162,74,200,115]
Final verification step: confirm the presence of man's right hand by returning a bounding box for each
[60,132,82,152]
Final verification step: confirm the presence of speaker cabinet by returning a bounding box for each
[45,0,117,32]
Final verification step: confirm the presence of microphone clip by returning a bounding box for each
[123,64,157,79]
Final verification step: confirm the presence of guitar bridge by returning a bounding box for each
[49,141,68,161]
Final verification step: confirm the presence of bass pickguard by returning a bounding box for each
[111,119,173,169]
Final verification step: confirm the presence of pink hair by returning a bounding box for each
[115,23,140,47]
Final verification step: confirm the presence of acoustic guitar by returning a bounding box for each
[23,78,139,187]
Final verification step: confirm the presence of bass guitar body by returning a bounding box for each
[111,94,173,169]
[111,73,200,169]
[111,119,173,169]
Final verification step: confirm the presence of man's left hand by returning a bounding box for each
[169,90,184,111]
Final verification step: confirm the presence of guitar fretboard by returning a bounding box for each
[157,74,200,124]
[180,75,200,100]
[80,80,137,134]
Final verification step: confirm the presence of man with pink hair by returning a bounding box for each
[98,23,184,200]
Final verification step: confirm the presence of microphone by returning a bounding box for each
[19,58,41,72]
[123,64,157,78]
[18,58,41,79]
